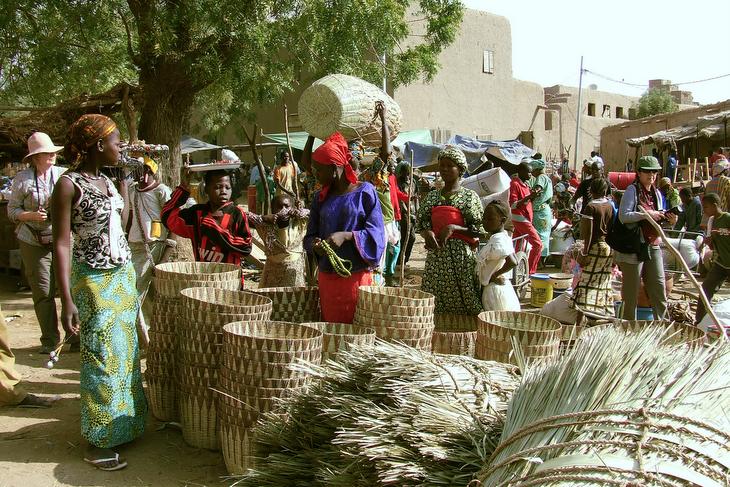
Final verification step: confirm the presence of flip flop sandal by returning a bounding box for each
[84,453,128,471]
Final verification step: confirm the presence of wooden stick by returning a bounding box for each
[284,104,300,202]
[243,125,271,214]
[639,207,726,341]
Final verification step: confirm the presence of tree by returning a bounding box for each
[634,88,678,119]
[0,0,463,183]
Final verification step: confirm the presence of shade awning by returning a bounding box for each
[180,135,223,155]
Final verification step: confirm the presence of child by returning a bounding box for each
[477,200,520,311]
[695,192,730,323]
[249,194,309,287]
[162,169,252,273]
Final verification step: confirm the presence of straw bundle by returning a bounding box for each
[581,319,706,349]
[431,314,479,357]
[219,321,323,474]
[298,74,402,146]
[300,322,376,362]
[232,341,520,487]
[478,326,730,486]
[476,311,562,365]
[153,261,240,298]
[251,287,321,323]
[176,288,273,451]
[353,287,435,350]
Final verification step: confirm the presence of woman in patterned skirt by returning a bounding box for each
[573,177,615,316]
[52,114,146,471]
[417,146,484,315]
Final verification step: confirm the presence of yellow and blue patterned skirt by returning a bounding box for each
[71,261,147,448]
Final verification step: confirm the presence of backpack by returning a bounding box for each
[606,183,643,255]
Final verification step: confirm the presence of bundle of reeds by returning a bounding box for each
[479,325,730,486]
[231,341,520,486]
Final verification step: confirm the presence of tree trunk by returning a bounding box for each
[137,69,196,187]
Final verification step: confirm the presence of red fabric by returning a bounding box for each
[509,178,533,221]
[710,153,725,165]
[431,205,478,248]
[318,269,373,324]
[569,177,580,188]
[637,184,660,245]
[513,220,543,275]
[388,174,408,221]
[312,132,358,202]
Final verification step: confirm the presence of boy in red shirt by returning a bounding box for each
[510,161,543,274]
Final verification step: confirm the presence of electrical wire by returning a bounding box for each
[583,68,730,89]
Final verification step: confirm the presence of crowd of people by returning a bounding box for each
[2,104,730,473]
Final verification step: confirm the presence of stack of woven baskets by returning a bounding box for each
[219,321,322,474]
[581,320,706,349]
[431,313,479,357]
[145,262,241,422]
[353,287,435,350]
[252,286,321,323]
[476,311,563,365]
[178,288,272,450]
[302,322,376,362]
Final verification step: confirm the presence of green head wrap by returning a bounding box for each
[438,146,468,174]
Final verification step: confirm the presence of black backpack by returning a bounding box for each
[606,184,642,255]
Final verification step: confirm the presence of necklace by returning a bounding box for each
[79,171,103,181]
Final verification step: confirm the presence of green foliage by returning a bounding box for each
[634,88,679,119]
[1,0,464,126]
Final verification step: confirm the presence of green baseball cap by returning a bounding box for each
[637,156,662,171]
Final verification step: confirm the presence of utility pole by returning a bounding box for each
[573,56,584,171]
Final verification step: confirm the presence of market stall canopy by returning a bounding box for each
[262,129,432,152]
[180,135,223,155]
[626,110,730,149]
[404,135,534,173]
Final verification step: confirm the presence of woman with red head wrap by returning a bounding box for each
[303,132,386,323]
[52,114,146,470]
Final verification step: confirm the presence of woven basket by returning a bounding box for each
[147,331,176,351]
[358,302,434,318]
[149,297,184,333]
[145,375,178,422]
[153,262,240,298]
[353,309,435,327]
[222,345,323,365]
[223,321,323,354]
[181,287,273,316]
[182,308,272,330]
[250,287,321,323]
[395,335,433,351]
[178,350,220,368]
[357,286,435,309]
[431,314,479,357]
[179,389,219,450]
[582,320,706,349]
[219,365,310,390]
[298,73,402,146]
[300,322,376,361]
[372,325,434,343]
[476,311,562,365]
[219,421,256,475]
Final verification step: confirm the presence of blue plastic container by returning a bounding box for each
[636,307,654,320]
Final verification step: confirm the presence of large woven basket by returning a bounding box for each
[476,311,562,365]
[298,73,402,146]
[178,388,219,450]
[149,295,183,333]
[357,286,435,309]
[250,287,321,323]
[223,321,323,357]
[181,287,273,316]
[219,418,256,475]
[353,309,435,327]
[153,262,241,298]
[582,320,706,349]
[300,322,376,361]
[431,314,479,357]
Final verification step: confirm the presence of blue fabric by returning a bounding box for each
[405,137,534,173]
[304,183,386,274]
[72,261,146,448]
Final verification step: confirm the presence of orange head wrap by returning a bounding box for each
[64,114,117,164]
[311,132,358,202]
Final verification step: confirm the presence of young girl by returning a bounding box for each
[249,194,309,287]
[477,200,520,311]
[162,169,252,274]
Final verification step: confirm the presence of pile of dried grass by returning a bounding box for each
[231,341,520,486]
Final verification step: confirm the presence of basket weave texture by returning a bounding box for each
[582,320,706,349]
[431,314,479,357]
[297,74,402,146]
[301,322,376,361]
[153,262,240,298]
[251,287,321,323]
[476,311,562,365]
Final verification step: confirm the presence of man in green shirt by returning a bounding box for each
[696,192,730,323]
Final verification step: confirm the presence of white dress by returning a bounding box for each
[477,231,521,311]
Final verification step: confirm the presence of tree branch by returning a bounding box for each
[117,8,137,65]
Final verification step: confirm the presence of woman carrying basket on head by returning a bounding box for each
[52,114,146,471]
[417,146,485,315]
[302,132,386,324]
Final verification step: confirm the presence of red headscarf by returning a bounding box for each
[312,132,358,202]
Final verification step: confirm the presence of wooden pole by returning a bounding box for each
[639,207,726,341]
[284,104,300,203]
[243,125,271,214]
[399,148,415,287]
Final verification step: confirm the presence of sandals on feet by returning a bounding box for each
[83,452,128,471]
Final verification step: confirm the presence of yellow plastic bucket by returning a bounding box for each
[530,273,553,308]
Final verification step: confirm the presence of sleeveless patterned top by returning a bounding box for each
[63,172,131,269]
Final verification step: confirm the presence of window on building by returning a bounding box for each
[587,103,596,116]
[602,104,611,117]
[476,134,493,141]
[616,106,625,119]
[483,50,494,74]
[545,111,553,131]
[628,108,637,120]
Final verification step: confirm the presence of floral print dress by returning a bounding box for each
[417,187,484,315]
